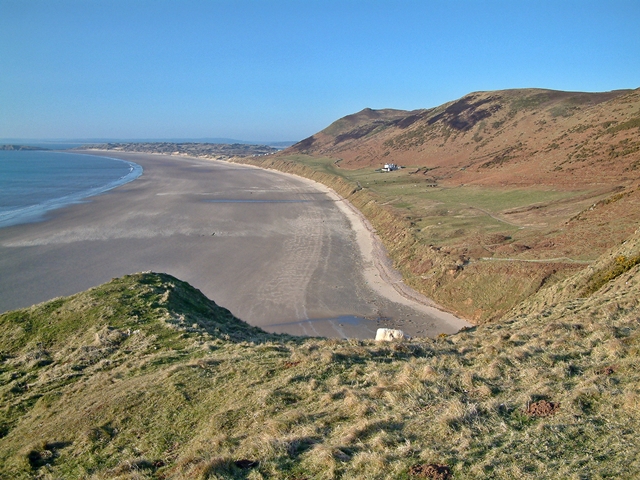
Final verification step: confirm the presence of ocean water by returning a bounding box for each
[0,151,142,228]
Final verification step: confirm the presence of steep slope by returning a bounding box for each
[1,256,639,478]
[289,88,640,188]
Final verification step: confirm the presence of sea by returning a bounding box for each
[0,149,143,228]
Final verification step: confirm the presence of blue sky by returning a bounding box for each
[1,0,639,142]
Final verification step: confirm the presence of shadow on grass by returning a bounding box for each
[27,441,73,470]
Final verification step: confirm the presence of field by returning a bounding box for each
[278,155,616,252]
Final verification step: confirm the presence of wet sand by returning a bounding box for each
[0,152,470,338]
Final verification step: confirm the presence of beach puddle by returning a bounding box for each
[203,199,312,204]
[264,315,381,339]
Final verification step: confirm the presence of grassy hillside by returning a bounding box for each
[1,248,639,479]
[233,87,640,322]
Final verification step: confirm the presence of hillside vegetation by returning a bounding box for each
[234,88,640,322]
[1,227,640,479]
[291,88,640,185]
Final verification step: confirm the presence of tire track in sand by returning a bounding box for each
[244,184,326,324]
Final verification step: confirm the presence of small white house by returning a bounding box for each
[382,163,398,172]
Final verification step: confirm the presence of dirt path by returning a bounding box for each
[478,256,593,264]
[466,205,527,228]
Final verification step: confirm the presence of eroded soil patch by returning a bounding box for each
[409,463,453,479]
[525,400,560,417]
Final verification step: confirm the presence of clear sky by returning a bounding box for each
[1,0,639,142]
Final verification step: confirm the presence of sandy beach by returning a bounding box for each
[0,152,469,338]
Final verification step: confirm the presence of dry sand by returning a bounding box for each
[0,151,469,338]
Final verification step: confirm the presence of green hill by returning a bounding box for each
[2,237,639,479]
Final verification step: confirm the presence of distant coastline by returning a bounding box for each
[0,144,49,151]
[75,141,283,159]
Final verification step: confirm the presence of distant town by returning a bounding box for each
[74,142,281,159]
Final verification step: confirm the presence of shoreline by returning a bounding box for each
[227,159,470,332]
[0,151,469,338]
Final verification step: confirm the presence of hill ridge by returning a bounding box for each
[289,87,640,188]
